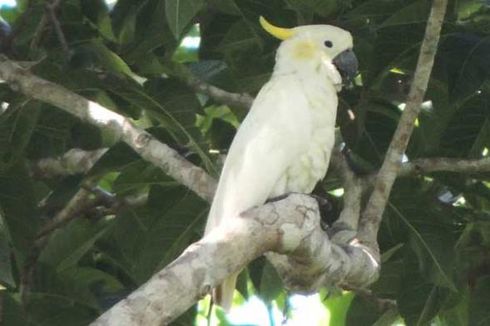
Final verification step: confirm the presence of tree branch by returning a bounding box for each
[90,194,379,326]
[29,13,48,50]
[0,57,217,202]
[353,288,397,312]
[399,157,490,176]
[0,293,3,325]
[30,0,62,51]
[31,148,108,178]
[186,75,254,110]
[1,26,487,324]
[358,0,448,247]
[36,177,101,240]
[37,186,148,240]
[328,149,365,244]
[45,0,70,57]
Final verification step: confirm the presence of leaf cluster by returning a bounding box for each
[0,0,489,325]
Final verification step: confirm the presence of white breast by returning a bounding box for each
[270,77,338,197]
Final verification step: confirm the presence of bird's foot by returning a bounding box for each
[327,221,357,244]
[266,193,291,203]
[309,194,334,231]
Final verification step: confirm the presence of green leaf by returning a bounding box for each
[324,291,354,326]
[370,259,403,298]
[218,20,263,54]
[0,221,15,287]
[0,293,30,326]
[172,306,198,325]
[26,103,102,159]
[440,86,490,158]
[26,292,97,326]
[32,264,124,311]
[285,0,338,18]
[442,34,490,102]
[469,276,490,326]
[364,0,430,85]
[0,101,41,168]
[112,160,175,196]
[346,295,383,326]
[257,261,283,303]
[0,162,39,268]
[72,41,133,76]
[342,99,400,166]
[388,202,458,292]
[343,0,409,24]
[88,142,139,177]
[144,78,216,173]
[81,0,116,41]
[165,0,205,39]
[112,0,178,60]
[101,185,207,282]
[398,253,448,326]
[207,0,241,15]
[39,219,109,272]
[440,289,469,326]
[379,0,431,28]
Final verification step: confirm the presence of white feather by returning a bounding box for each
[205,22,353,310]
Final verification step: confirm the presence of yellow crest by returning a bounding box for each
[259,16,295,40]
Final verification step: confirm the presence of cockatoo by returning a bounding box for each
[205,17,358,310]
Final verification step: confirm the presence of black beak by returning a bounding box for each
[332,49,358,85]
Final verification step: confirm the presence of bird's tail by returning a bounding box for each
[213,272,238,312]
[205,193,239,311]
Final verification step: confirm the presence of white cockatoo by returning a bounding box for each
[205,17,358,310]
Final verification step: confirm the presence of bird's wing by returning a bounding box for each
[205,75,312,310]
[205,75,312,234]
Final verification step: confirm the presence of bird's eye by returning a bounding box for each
[324,40,333,48]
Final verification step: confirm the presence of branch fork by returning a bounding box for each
[91,194,379,325]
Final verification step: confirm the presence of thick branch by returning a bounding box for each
[0,58,217,201]
[31,148,108,178]
[90,194,378,326]
[359,0,448,245]
[399,157,490,176]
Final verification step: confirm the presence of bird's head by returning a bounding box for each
[260,16,358,90]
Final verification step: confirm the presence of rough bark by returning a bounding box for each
[0,57,216,202]
[0,2,480,322]
[31,148,108,178]
[358,0,448,246]
[186,75,254,110]
[399,157,490,176]
[91,194,378,326]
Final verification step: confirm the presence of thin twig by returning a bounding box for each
[328,149,364,243]
[0,294,3,325]
[22,175,99,305]
[30,14,48,50]
[353,288,397,312]
[30,0,63,51]
[36,184,148,240]
[45,0,70,56]
[0,57,217,201]
[358,0,448,247]
[36,177,101,240]
[187,76,254,110]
